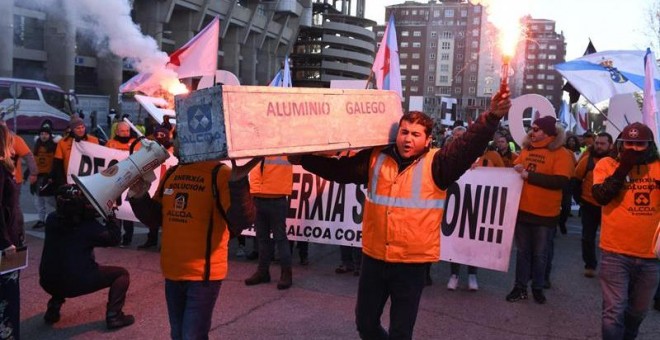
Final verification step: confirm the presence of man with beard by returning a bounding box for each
[571,132,613,278]
[51,116,99,188]
[105,121,137,246]
[494,132,518,168]
[592,122,659,339]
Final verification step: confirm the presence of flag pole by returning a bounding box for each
[581,98,622,133]
[365,71,374,89]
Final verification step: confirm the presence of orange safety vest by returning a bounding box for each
[155,161,231,281]
[105,138,136,152]
[249,156,293,197]
[363,147,445,263]
[54,135,100,173]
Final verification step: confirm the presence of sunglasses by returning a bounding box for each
[623,141,648,147]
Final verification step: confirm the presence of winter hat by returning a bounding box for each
[39,123,52,135]
[532,116,557,136]
[69,116,85,130]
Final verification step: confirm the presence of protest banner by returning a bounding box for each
[67,141,178,221]
[440,167,523,272]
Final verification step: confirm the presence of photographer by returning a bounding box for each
[39,184,135,330]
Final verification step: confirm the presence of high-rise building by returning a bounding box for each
[520,17,567,111]
[374,1,566,124]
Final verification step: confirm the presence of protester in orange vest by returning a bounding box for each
[105,121,137,246]
[244,156,295,289]
[592,122,659,339]
[506,116,574,305]
[571,132,613,278]
[494,131,519,167]
[31,123,58,229]
[51,116,99,188]
[290,88,511,339]
[128,142,260,339]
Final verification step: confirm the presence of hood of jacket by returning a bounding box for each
[521,125,566,151]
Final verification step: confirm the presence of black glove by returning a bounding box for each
[613,149,644,180]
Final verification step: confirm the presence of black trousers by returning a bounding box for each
[41,265,129,315]
[580,202,601,270]
[355,254,427,340]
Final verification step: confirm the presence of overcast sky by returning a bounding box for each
[363,0,656,60]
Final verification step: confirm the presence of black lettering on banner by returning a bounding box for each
[78,155,94,176]
[441,182,461,236]
[298,173,314,219]
[287,173,301,219]
[331,183,346,222]
[310,176,327,220]
[442,183,508,244]
[352,184,366,224]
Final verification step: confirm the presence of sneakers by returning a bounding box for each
[245,270,271,286]
[106,311,135,330]
[532,289,547,304]
[584,268,596,278]
[468,274,479,291]
[33,221,46,229]
[44,305,61,324]
[447,274,459,291]
[506,287,528,302]
[236,245,247,257]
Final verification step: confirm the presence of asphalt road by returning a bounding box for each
[14,184,660,340]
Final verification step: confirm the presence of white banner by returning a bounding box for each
[68,141,178,221]
[243,165,366,247]
[440,167,523,272]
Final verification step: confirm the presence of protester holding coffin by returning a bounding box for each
[506,116,573,304]
[592,122,659,340]
[129,142,260,339]
[289,88,511,339]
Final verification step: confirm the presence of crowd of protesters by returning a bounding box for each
[1,96,659,340]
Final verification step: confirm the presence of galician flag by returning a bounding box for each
[555,50,660,104]
[372,14,402,99]
[643,48,660,144]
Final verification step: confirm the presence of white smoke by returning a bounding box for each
[22,0,175,77]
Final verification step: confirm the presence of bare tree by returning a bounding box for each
[644,0,660,53]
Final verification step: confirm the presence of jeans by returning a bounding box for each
[340,245,362,270]
[33,194,56,222]
[513,222,552,290]
[255,197,291,270]
[600,251,659,340]
[165,279,222,340]
[121,220,134,243]
[355,254,427,340]
[580,203,601,270]
[545,226,557,282]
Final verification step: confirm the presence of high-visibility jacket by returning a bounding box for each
[155,161,232,281]
[363,147,445,263]
[574,153,602,206]
[105,137,136,152]
[54,135,99,173]
[249,156,293,197]
[593,157,660,259]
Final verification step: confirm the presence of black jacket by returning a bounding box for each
[39,214,121,287]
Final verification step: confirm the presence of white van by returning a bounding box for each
[0,77,75,133]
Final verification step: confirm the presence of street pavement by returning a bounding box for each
[16,184,660,339]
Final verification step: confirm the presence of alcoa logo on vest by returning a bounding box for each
[181,104,223,143]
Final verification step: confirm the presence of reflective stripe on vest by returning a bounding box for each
[368,152,445,209]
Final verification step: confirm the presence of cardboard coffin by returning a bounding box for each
[174,85,403,162]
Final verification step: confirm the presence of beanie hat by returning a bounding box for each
[39,123,52,135]
[618,122,654,142]
[533,116,557,136]
[69,117,85,130]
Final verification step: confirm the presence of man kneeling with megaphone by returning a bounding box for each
[39,184,135,329]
